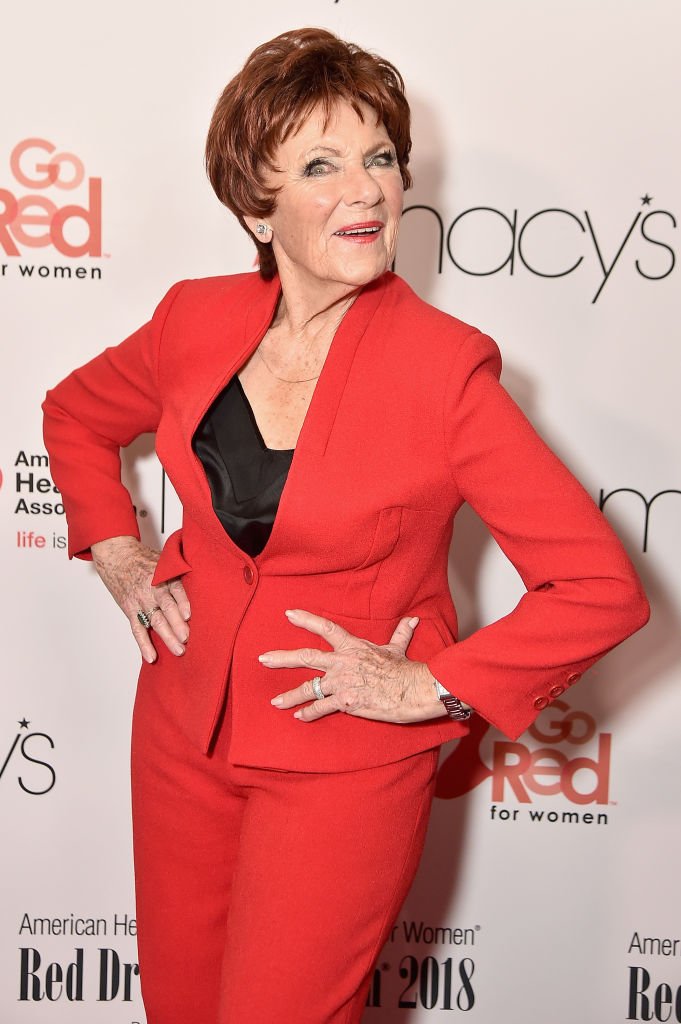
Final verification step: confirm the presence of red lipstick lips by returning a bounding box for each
[333,221,384,242]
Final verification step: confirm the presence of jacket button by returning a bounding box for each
[533,696,549,710]
[243,565,255,585]
[566,672,581,684]
[549,685,565,698]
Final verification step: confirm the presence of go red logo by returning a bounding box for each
[0,138,102,257]
[436,700,611,805]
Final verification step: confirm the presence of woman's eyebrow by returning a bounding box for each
[301,140,393,160]
[300,145,342,159]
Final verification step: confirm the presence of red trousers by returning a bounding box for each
[131,680,439,1024]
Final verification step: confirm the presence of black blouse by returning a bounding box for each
[193,376,294,557]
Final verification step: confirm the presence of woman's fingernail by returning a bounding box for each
[285,609,300,619]
[174,645,185,656]
[145,652,156,664]
[258,653,273,664]
[293,710,304,719]
[182,610,191,621]
[409,616,420,628]
[271,695,284,707]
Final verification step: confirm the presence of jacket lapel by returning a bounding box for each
[180,271,390,561]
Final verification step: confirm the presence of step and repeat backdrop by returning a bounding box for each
[2,1,679,1021]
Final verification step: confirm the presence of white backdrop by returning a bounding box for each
[2,2,679,1021]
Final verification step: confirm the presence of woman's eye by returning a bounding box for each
[303,159,334,177]
[368,150,396,167]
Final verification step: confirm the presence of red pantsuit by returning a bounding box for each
[132,682,438,1023]
[43,270,649,1021]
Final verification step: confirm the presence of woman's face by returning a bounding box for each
[255,100,404,294]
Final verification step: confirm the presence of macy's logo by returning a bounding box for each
[0,138,101,257]
[0,718,55,795]
[436,700,611,805]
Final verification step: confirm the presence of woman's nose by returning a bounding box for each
[344,163,384,206]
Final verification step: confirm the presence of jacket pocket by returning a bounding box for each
[151,529,192,587]
[367,505,453,618]
[340,506,403,618]
[431,615,456,647]
[407,616,456,663]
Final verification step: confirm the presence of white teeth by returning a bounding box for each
[336,226,381,235]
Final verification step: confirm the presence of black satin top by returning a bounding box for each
[193,376,294,557]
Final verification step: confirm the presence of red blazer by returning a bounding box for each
[42,271,649,771]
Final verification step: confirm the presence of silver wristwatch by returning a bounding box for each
[434,680,473,721]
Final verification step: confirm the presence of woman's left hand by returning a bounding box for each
[259,609,447,723]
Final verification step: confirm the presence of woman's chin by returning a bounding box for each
[332,256,391,288]
[281,253,391,296]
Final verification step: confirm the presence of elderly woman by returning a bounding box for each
[43,27,648,1024]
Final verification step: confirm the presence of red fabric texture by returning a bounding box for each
[131,683,438,1023]
[42,270,650,766]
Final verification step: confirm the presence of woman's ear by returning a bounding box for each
[244,216,273,241]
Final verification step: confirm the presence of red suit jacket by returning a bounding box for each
[42,270,649,770]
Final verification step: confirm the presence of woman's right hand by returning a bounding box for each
[90,535,190,663]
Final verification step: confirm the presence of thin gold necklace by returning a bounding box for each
[257,297,354,383]
[255,347,321,383]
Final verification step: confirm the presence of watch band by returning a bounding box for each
[434,680,473,721]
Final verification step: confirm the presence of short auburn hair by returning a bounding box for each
[205,27,412,279]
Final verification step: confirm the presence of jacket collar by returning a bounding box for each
[188,270,392,562]
[193,270,391,456]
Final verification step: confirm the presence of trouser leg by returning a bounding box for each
[132,681,439,1024]
[217,746,439,1024]
[131,685,246,1024]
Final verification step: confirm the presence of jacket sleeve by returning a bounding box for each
[426,330,650,740]
[42,281,186,559]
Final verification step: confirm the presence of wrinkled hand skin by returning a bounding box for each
[260,608,451,724]
[91,535,191,663]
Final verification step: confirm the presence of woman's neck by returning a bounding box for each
[272,267,362,340]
